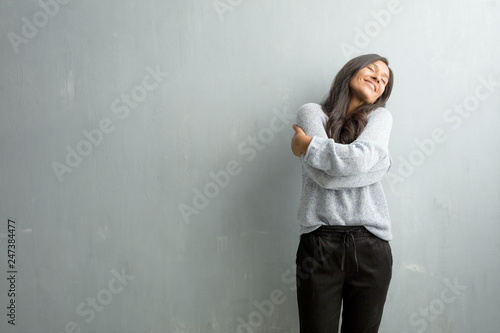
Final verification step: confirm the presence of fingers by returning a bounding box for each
[291,124,305,157]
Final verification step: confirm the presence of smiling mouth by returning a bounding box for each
[365,80,376,92]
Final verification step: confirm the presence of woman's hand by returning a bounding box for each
[291,124,312,157]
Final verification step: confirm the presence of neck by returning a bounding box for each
[346,95,364,116]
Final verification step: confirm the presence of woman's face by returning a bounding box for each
[349,60,390,104]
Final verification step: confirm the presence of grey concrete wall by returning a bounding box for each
[1,0,499,332]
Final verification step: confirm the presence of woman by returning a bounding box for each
[290,53,394,333]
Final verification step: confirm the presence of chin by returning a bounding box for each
[362,95,376,104]
[362,97,377,105]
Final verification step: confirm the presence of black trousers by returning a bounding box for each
[296,225,392,333]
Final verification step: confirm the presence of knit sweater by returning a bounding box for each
[296,103,393,241]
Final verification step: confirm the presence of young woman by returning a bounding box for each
[290,54,394,332]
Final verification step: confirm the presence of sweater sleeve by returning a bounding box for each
[298,105,393,177]
[300,154,392,189]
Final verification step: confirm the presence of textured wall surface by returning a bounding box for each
[1,0,499,332]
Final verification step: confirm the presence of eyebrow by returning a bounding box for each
[371,63,389,80]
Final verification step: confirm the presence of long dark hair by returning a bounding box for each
[321,54,394,144]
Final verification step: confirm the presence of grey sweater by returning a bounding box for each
[296,103,393,241]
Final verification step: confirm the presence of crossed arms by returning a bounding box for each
[291,103,393,189]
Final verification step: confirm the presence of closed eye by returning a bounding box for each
[367,66,387,85]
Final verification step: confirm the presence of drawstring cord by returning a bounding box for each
[341,230,359,272]
[316,227,363,276]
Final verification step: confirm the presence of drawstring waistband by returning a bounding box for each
[313,226,366,272]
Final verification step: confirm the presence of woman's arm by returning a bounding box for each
[291,103,392,188]
[300,154,392,189]
[295,104,393,177]
[291,124,313,157]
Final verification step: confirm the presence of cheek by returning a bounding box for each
[372,92,383,103]
[378,87,386,97]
